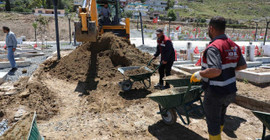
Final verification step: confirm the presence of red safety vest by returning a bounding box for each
[157,35,171,60]
[201,38,241,93]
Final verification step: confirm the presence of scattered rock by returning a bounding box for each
[22,69,27,74]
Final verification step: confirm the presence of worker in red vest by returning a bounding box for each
[190,17,247,140]
[153,29,175,90]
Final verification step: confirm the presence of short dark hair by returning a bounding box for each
[209,16,226,32]
[156,28,163,34]
[2,26,10,32]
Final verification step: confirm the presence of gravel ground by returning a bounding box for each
[0,44,76,82]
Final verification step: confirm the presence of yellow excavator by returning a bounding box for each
[75,0,130,42]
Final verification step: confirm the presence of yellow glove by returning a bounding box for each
[190,71,202,83]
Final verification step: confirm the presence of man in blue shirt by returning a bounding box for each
[3,26,17,73]
[100,2,111,25]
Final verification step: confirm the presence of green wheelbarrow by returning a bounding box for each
[253,111,270,140]
[147,77,204,125]
[0,112,44,140]
[118,59,160,91]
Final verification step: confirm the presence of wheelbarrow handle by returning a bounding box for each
[147,58,161,73]
[147,58,154,67]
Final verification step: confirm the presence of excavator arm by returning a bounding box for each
[75,0,99,42]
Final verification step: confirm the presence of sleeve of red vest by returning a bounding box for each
[205,47,222,69]
[154,45,160,57]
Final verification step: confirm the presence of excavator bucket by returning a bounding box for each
[75,21,98,42]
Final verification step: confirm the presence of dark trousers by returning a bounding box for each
[158,61,173,86]
[203,88,236,135]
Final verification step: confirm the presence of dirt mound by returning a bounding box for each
[0,74,60,121]
[42,33,155,114]
[0,112,34,140]
[20,81,59,120]
[46,33,152,82]
[125,67,151,76]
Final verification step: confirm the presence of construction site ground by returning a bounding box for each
[0,33,269,140]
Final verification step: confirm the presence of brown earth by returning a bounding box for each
[124,67,151,76]
[0,33,267,139]
[248,68,270,73]
[0,112,34,140]
[0,70,60,121]
[0,13,74,41]
[237,81,270,103]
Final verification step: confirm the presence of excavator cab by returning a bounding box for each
[75,0,130,42]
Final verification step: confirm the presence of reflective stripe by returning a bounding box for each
[209,77,236,87]
[160,44,165,47]
[202,62,237,70]
[221,63,237,69]
[201,62,208,68]
[202,77,208,82]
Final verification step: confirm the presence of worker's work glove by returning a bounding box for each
[190,71,202,83]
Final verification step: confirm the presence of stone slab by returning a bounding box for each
[235,94,270,113]
[254,57,270,63]
[173,60,196,66]
[172,66,192,76]
[0,72,8,85]
[175,64,201,74]
[17,52,45,58]
[236,68,270,84]
[246,61,262,68]
[0,61,31,69]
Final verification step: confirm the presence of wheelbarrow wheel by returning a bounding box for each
[161,109,177,125]
[142,78,151,89]
[121,80,133,91]
[265,135,270,140]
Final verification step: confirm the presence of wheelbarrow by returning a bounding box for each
[118,58,160,91]
[0,112,44,140]
[252,111,270,140]
[147,77,204,125]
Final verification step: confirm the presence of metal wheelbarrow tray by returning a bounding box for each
[147,79,204,125]
[118,59,160,91]
[0,112,44,140]
[252,111,270,140]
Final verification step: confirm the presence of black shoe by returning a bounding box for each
[10,68,18,72]
[161,85,170,90]
[78,92,90,97]
[154,83,163,89]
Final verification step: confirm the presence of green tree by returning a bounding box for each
[36,15,49,44]
[32,22,38,42]
[46,0,52,8]
[5,0,11,11]
[166,0,175,11]
[125,11,133,18]
[140,0,146,3]
[167,9,177,21]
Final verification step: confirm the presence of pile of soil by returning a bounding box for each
[0,75,60,121]
[42,33,155,114]
[45,32,153,83]
[0,112,34,140]
[147,88,186,97]
[125,67,151,76]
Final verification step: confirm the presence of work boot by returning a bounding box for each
[154,83,163,89]
[161,85,170,90]
[220,125,224,132]
[209,134,221,140]
[8,68,17,75]
[10,68,17,72]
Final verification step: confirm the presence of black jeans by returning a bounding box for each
[203,88,236,135]
[158,61,173,86]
